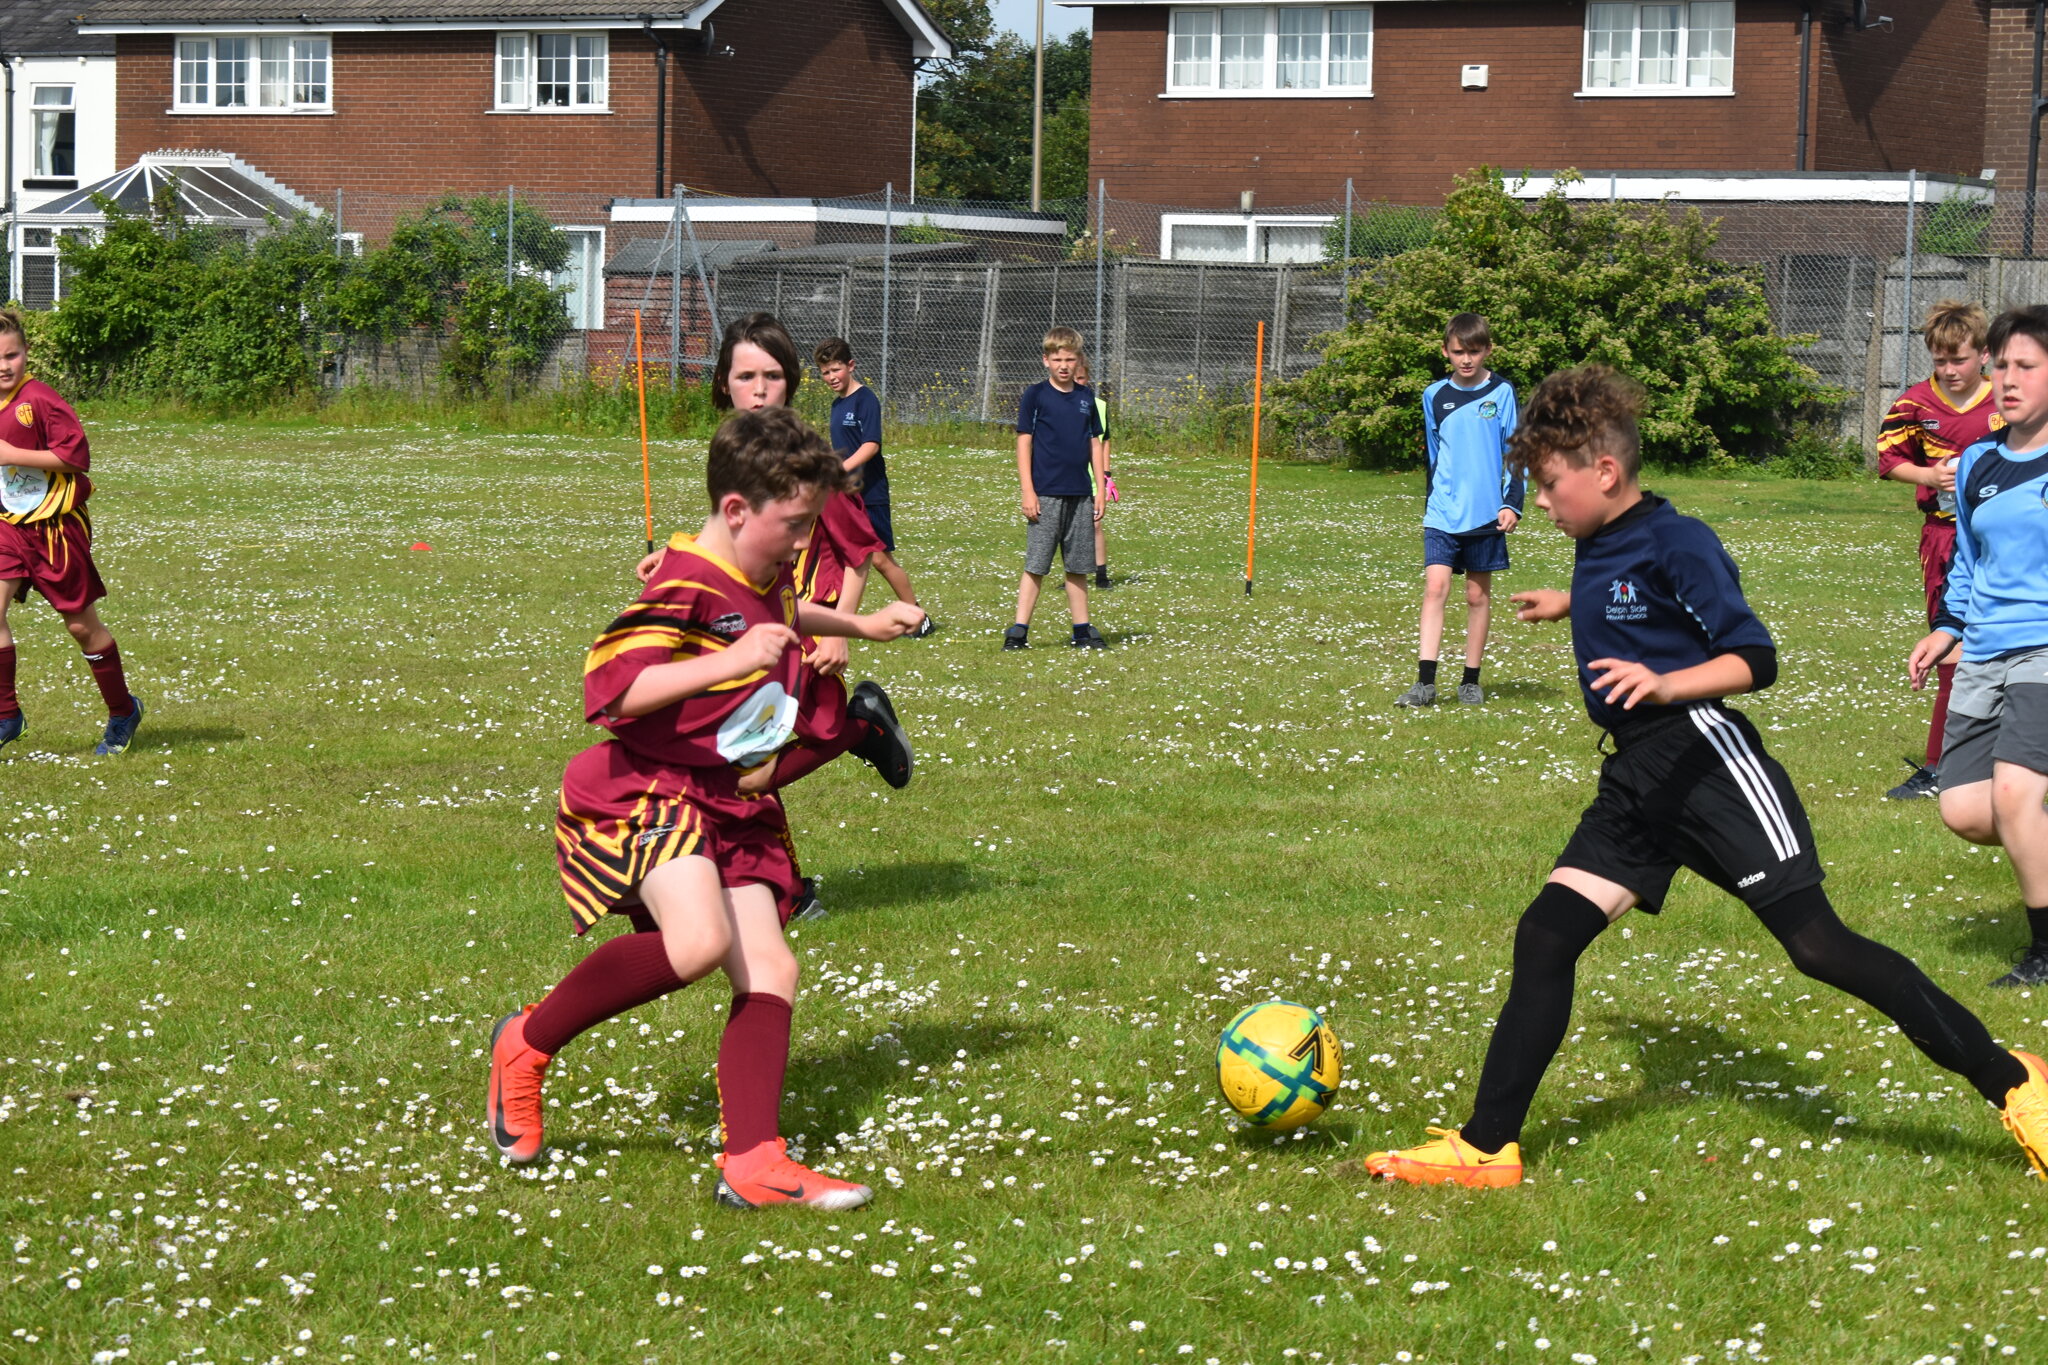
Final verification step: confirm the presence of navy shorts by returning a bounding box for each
[1423,527,1508,574]
[862,479,895,552]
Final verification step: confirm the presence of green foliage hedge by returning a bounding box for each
[26,184,572,409]
[1280,170,1837,469]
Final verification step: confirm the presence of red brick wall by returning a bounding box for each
[1811,0,1987,174]
[114,0,913,226]
[1986,1,2045,203]
[1088,1,1810,209]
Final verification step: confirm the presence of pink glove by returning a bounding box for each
[1103,474,1119,504]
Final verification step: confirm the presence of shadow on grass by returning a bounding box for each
[1481,679,1569,702]
[1522,1012,2015,1164]
[601,1019,1053,1157]
[143,724,250,749]
[819,860,989,915]
[1941,916,2026,966]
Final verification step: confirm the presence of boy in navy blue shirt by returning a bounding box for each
[1397,313,1522,708]
[815,337,935,636]
[1366,364,2048,1189]
[1909,306,2048,988]
[1006,326,1106,651]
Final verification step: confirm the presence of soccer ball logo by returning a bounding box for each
[1216,1001,1343,1131]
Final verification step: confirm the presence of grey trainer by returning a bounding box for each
[1458,682,1485,705]
[1394,682,1437,708]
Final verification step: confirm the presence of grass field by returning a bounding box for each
[4,418,2044,1365]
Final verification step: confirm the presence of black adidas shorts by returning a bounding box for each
[1555,703,1825,914]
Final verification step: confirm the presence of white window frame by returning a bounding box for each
[15,226,98,308]
[1163,6,1373,98]
[171,34,331,112]
[551,227,607,329]
[1578,2,1735,97]
[494,32,609,112]
[30,86,77,180]
[1161,213,1334,263]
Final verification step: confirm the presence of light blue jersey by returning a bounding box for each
[1935,431,2048,661]
[1422,374,1523,535]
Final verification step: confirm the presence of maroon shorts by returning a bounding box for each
[818,489,885,577]
[554,742,802,931]
[1918,518,1957,625]
[0,510,105,614]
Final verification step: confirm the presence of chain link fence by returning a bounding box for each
[15,172,2043,444]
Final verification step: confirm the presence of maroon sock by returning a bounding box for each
[523,929,686,1056]
[717,992,793,1161]
[80,640,133,718]
[1926,662,1957,768]
[0,643,17,719]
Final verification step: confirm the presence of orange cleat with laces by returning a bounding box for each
[487,1007,552,1166]
[2001,1050,2048,1181]
[1364,1127,1524,1188]
[714,1138,874,1211]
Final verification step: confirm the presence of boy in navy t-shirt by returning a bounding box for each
[1365,364,2048,1190]
[1006,326,1106,651]
[1397,313,1522,708]
[815,338,934,636]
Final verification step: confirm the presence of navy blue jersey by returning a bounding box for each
[1568,495,1775,731]
[829,385,886,490]
[1016,380,1102,498]
[1422,374,1523,534]
[1935,431,2048,660]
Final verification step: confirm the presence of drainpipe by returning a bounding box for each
[2028,0,2047,256]
[2,50,15,304]
[647,24,670,198]
[1795,3,1812,170]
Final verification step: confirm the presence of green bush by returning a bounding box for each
[1752,421,1865,481]
[1916,195,1991,257]
[1279,169,1835,469]
[1322,204,1437,263]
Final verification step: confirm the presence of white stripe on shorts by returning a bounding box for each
[1689,703,1800,862]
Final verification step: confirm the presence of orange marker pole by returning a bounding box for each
[633,309,654,555]
[1245,319,1265,595]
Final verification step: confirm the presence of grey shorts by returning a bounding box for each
[1939,645,2048,786]
[1024,494,1095,576]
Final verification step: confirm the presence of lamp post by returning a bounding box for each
[1031,0,1045,211]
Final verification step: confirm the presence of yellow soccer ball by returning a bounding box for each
[1216,1000,1343,1131]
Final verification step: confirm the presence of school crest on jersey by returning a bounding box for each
[1478,400,1499,420]
[1606,579,1647,622]
[13,402,30,428]
[780,585,797,624]
[1991,412,2007,431]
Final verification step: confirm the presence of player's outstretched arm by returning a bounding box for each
[1509,589,1569,621]
[796,600,925,642]
[1585,652,1758,712]
[611,623,799,717]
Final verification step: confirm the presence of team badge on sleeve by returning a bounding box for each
[14,402,31,428]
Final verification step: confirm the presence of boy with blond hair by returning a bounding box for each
[1367,364,2048,1190]
[1877,299,1997,799]
[1006,326,1107,651]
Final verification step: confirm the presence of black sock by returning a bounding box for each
[2029,906,2048,956]
[1764,887,2027,1105]
[1418,659,1438,686]
[1460,883,1611,1154]
[1072,623,1090,640]
[1462,666,1481,687]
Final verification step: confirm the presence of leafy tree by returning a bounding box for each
[920,0,995,62]
[1280,169,1831,469]
[916,31,1090,202]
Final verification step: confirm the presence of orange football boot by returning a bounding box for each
[1364,1127,1524,1188]
[487,1007,552,1166]
[2000,1050,2048,1180]
[714,1139,874,1211]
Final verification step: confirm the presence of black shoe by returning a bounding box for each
[1885,762,1940,800]
[1002,624,1029,651]
[788,877,826,924]
[1094,565,1111,589]
[910,614,938,639]
[1991,948,2048,989]
[846,680,913,789]
[1070,624,1107,650]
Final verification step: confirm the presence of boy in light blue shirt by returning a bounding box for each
[1397,313,1523,707]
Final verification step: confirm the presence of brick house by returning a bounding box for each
[72,0,952,323]
[1065,0,2045,259]
[3,1,119,304]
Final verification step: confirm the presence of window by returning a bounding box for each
[1583,2,1733,92]
[553,229,606,329]
[31,87,75,179]
[497,33,607,110]
[1164,215,1333,262]
[174,35,331,110]
[15,227,93,309]
[1166,7,1372,95]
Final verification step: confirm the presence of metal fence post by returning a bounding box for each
[505,187,516,406]
[881,182,893,411]
[1899,168,1918,397]
[335,187,345,258]
[977,262,998,422]
[669,189,682,387]
[1341,177,1353,324]
[1095,179,1105,372]
[676,183,719,354]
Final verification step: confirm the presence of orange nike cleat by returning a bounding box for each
[487,1007,552,1166]
[2000,1050,2048,1181]
[1364,1127,1524,1188]
[714,1139,875,1211]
